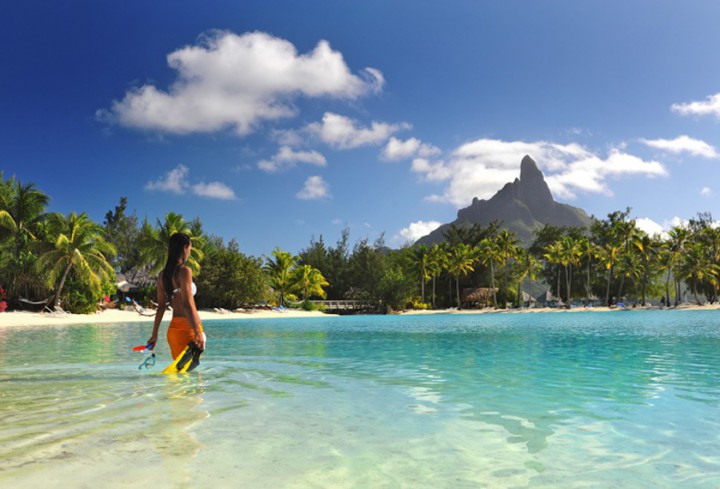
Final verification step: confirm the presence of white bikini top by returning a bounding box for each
[173,282,197,296]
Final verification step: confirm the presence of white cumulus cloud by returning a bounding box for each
[640,135,718,158]
[296,175,330,200]
[397,220,442,244]
[635,218,665,238]
[145,165,190,194]
[258,146,327,172]
[701,186,712,196]
[307,112,409,149]
[411,139,667,207]
[192,182,237,200]
[146,164,237,200]
[98,31,383,136]
[671,92,720,118]
[382,137,441,161]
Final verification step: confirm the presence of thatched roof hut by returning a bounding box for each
[461,287,498,307]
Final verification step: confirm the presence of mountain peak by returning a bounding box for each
[516,155,554,211]
[520,155,542,181]
[415,155,593,245]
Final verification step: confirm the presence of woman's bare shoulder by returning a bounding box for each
[177,265,193,280]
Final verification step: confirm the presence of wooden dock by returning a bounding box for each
[308,300,375,314]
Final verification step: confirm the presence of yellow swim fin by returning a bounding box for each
[162,342,203,374]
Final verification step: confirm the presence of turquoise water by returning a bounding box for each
[1,311,720,488]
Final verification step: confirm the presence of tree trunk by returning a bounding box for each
[586,263,591,303]
[556,267,561,303]
[456,276,461,308]
[565,264,572,304]
[665,269,671,307]
[431,276,436,309]
[605,264,613,306]
[517,279,522,308]
[53,261,73,309]
[641,263,647,306]
[490,261,497,308]
[421,277,425,303]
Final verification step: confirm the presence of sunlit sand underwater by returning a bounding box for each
[2,310,720,488]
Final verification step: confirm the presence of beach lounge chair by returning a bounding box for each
[132,299,157,317]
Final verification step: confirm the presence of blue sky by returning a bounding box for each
[3,1,720,256]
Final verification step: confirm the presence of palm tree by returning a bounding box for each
[666,226,689,306]
[657,242,674,307]
[477,237,500,308]
[137,212,205,274]
[704,226,720,303]
[0,179,51,299]
[633,232,658,306]
[515,249,540,307]
[679,241,719,305]
[446,243,476,307]
[264,248,298,306]
[427,244,447,308]
[294,264,329,302]
[496,230,520,266]
[0,180,50,255]
[598,241,621,306]
[544,241,564,302]
[35,212,116,309]
[413,245,432,303]
[616,248,643,303]
[495,230,520,301]
[558,236,582,303]
[578,236,597,303]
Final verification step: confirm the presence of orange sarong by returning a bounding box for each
[167,316,203,359]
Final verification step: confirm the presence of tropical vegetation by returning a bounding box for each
[3,173,720,314]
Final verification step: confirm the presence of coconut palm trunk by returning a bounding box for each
[617,275,625,302]
[556,266,561,302]
[565,263,572,303]
[53,261,73,308]
[586,264,591,303]
[456,276,461,308]
[489,260,497,308]
[605,263,613,306]
[432,276,437,308]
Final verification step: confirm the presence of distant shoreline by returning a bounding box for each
[398,303,720,315]
[1,303,718,329]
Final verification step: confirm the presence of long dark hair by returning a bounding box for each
[162,232,191,300]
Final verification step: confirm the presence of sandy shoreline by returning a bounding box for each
[1,302,718,328]
[399,303,720,315]
[0,307,334,328]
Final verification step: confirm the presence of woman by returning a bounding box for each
[147,232,205,359]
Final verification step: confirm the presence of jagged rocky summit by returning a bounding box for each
[415,155,593,245]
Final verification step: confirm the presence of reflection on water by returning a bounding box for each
[1,311,720,487]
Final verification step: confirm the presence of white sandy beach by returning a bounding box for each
[0,307,335,328]
[2,302,719,329]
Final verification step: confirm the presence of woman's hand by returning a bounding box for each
[147,334,158,350]
[194,331,205,350]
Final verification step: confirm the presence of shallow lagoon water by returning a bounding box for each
[1,310,720,488]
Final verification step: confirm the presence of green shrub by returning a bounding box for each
[411,299,430,310]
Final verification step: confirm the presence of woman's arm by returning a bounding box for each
[147,277,167,348]
[178,266,205,349]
